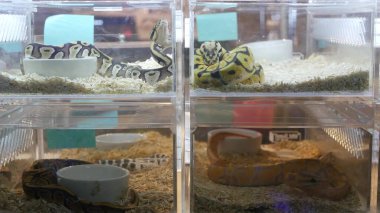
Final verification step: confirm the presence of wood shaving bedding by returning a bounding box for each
[59,131,175,212]
[0,187,71,213]
[193,140,363,212]
[0,57,173,94]
[213,140,321,166]
[261,54,369,85]
[59,131,173,162]
[192,54,369,93]
[0,131,174,213]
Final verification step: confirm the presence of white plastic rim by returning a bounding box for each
[96,133,144,144]
[57,164,129,181]
[96,133,144,149]
[57,164,129,203]
[244,39,293,62]
[22,57,97,79]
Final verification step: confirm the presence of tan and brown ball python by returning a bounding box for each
[207,132,351,201]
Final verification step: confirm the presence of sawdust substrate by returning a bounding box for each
[218,140,322,165]
[192,70,368,93]
[193,140,364,212]
[0,131,174,213]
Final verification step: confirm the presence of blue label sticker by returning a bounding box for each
[44,14,94,45]
[196,12,238,42]
[46,129,96,149]
[0,42,22,53]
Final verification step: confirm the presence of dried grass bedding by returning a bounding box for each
[0,131,174,213]
[193,140,364,213]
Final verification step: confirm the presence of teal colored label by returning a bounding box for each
[46,129,95,149]
[0,42,22,53]
[44,14,94,45]
[196,12,238,42]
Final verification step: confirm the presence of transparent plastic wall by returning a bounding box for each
[191,127,373,212]
[189,99,375,212]
[374,103,380,212]
[0,128,176,212]
[189,1,375,96]
[0,1,175,95]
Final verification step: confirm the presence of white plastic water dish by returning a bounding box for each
[57,164,129,203]
[96,133,144,149]
[244,39,293,62]
[22,57,97,79]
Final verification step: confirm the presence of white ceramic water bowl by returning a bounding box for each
[244,39,293,62]
[57,164,129,203]
[208,128,263,156]
[96,133,144,149]
[22,57,97,79]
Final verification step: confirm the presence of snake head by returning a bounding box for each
[200,41,223,65]
[150,19,171,47]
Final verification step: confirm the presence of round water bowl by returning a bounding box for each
[244,39,293,62]
[22,57,97,79]
[208,128,263,158]
[96,133,144,150]
[57,164,129,203]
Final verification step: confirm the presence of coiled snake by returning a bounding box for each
[22,19,172,85]
[194,41,264,87]
[207,132,351,201]
[22,154,169,212]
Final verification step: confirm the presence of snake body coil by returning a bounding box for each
[194,41,264,87]
[22,154,169,211]
[22,159,139,212]
[22,19,172,85]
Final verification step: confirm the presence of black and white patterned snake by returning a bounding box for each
[21,19,172,85]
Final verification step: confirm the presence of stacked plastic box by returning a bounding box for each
[0,1,184,212]
[188,0,377,212]
[0,0,378,212]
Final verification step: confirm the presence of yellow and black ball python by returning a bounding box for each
[22,19,172,85]
[194,41,264,87]
[22,154,169,212]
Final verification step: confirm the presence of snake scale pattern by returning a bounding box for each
[207,132,351,201]
[22,19,172,85]
[22,154,169,212]
[98,153,169,171]
[194,41,265,87]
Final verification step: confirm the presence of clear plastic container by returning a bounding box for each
[0,0,379,212]
[191,126,374,212]
[0,1,182,212]
[187,2,377,211]
[0,1,176,95]
[189,98,376,212]
[0,128,176,212]
[189,0,376,97]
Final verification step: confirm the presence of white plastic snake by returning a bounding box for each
[21,19,172,85]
